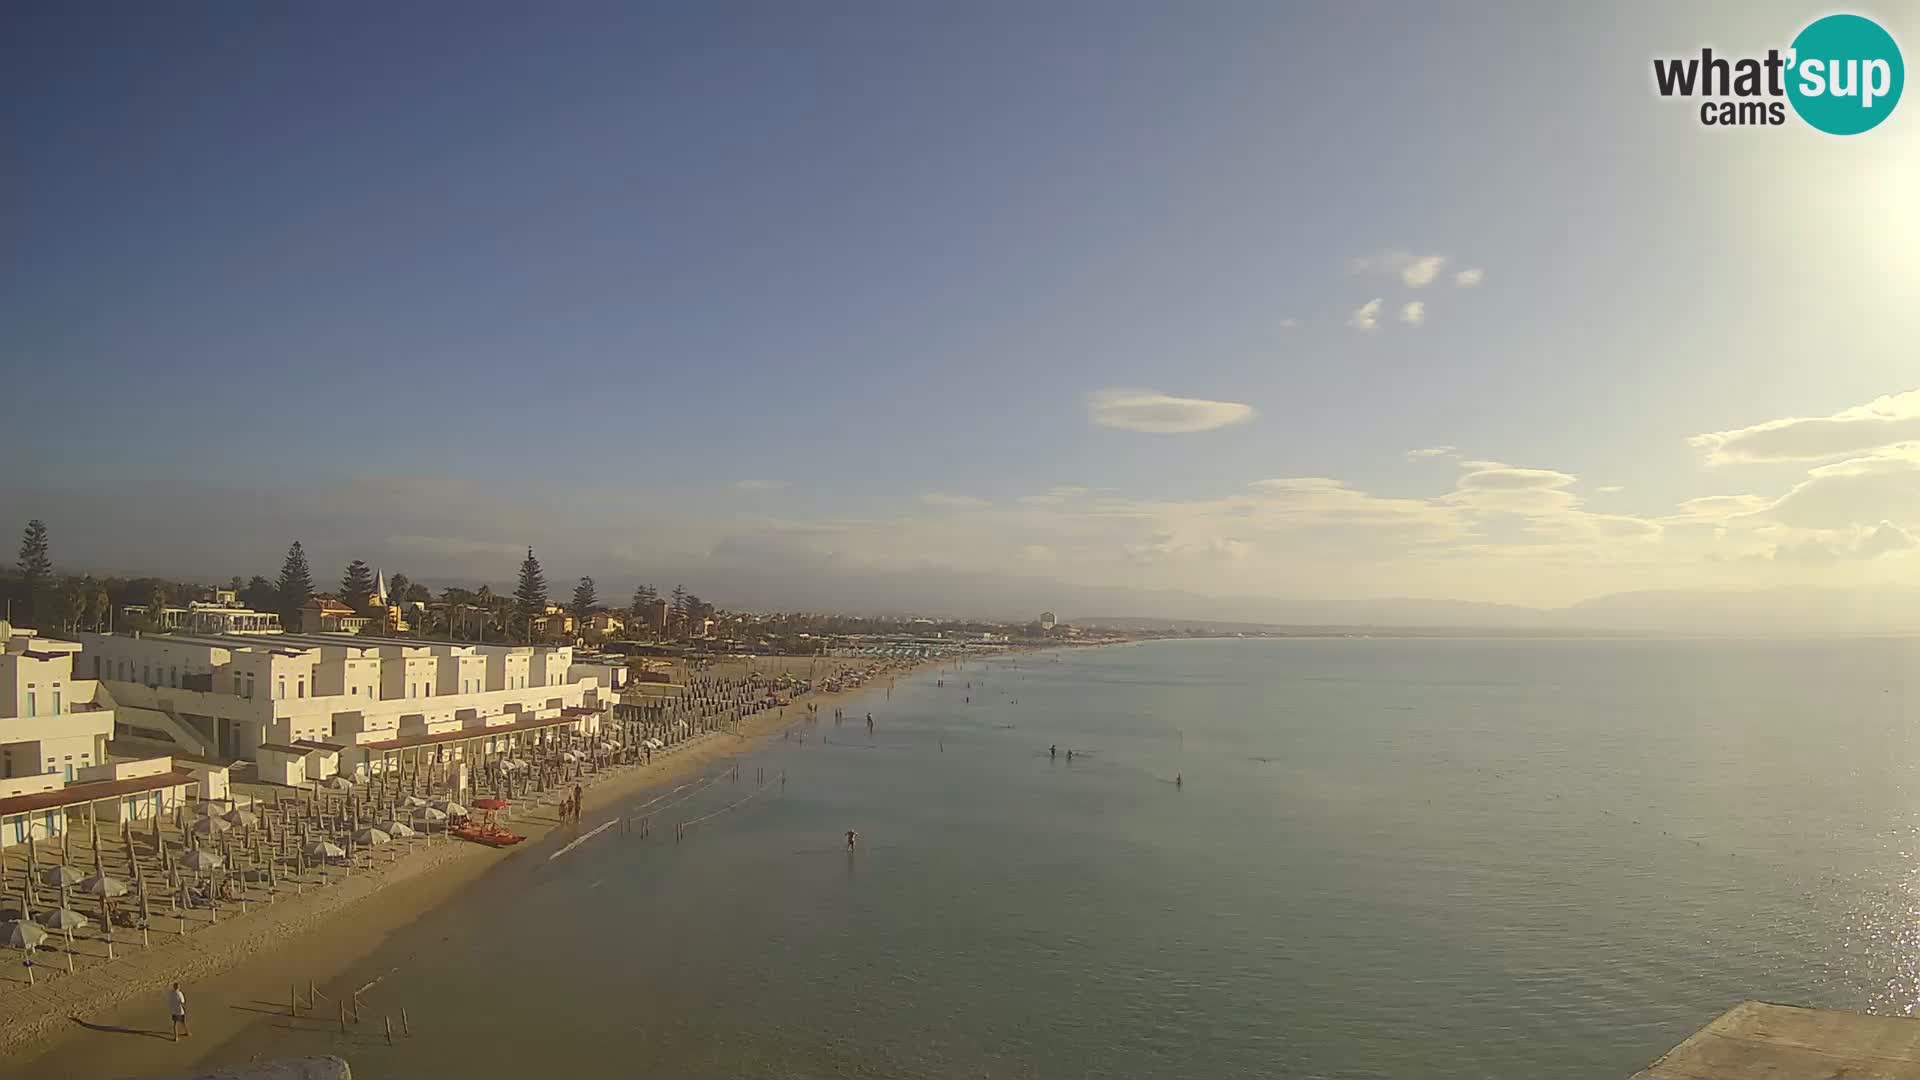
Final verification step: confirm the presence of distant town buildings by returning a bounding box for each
[1039,611,1057,631]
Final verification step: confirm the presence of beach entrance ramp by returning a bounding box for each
[1631,1000,1920,1079]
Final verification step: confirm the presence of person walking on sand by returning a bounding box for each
[573,783,583,819]
[167,982,189,1040]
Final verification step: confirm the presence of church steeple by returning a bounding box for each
[373,569,389,606]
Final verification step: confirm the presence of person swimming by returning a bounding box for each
[1066,749,1073,761]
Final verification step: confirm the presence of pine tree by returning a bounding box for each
[17,519,52,583]
[572,576,597,624]
[670,584,687,617]
[514,547,548,642]
[629,585,650,618]
[341,560,376,611]
[241,575,276,611]
[387,573,411,604]
[276,541,315,619]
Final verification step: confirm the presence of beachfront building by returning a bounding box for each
[0,621,117,785]
[0,754,204,849]
[71,630,618,781]
[299,595,371,634]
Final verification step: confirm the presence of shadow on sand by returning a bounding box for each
[69,1017,174,1041]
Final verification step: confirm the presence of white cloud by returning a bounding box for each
[1405,446,1458,461]
[1453,268,1484,287]
[1399,301,1426,325]
[1670,494,1769,521]
[1352,251,1449,288]
[1018,544,1058,563]
[733,479,786,492]
[1279,317,1299,329]
[1018,486,1091,506]
[919,492,992,510]
[1456,466,1577,492]
[1858,521,1919,559]
[1773,522,1917,564]
[1347,298,1383,332]
[1086,388,1256,434]
[1595,485,1624,494]
[1688,390,1920,465]
[1767,448,1920,530]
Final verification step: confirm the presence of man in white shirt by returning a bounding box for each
[167,982,189,1040]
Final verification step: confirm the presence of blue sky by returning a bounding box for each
[5,2,1919,622]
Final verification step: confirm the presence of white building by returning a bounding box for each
[0,621,116,784]
[73,630,618,773]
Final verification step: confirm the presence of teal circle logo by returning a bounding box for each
[1787,14,1903,134]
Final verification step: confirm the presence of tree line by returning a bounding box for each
[9,518,712,644]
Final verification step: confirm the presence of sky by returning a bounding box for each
[4,2,1919,627]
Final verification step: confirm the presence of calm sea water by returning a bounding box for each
[207,637,1920,1078]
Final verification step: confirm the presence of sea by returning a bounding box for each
[198,636,1920,1079]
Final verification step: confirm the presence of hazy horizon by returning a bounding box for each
[5,2,1918,633]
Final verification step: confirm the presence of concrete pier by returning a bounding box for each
[1632,1000,1920,1079]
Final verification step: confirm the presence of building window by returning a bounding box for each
[94,657,102,678]
[25,692,35,718]
[52,690,61,714]
[298,678,306,699]
[171,667,178,687]
[143,665,151,685]
[351,686,357,696]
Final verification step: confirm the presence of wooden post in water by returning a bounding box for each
[339,1000,347,1033]
[385,1015,394,1046]
[402,1006,411,1036]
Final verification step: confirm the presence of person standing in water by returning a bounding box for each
[866,713,874,733]
[1175,773,1183,788]
[846,829,858,851]
[1049,744,1057,759]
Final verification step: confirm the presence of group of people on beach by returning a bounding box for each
[559,782,584,823]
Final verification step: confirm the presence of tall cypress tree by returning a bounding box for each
[341,560,376,610]
[514,547,548,642]
[17,519,52,583]
[277,540,315,621]
[572,576,597,625]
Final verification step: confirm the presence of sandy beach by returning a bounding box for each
[0,653,937,1080]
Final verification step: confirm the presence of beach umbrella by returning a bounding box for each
[306,841,344,860]
[401,794,428,808]
[79,873,128,898]
[354,827,392,847]
[223,807,260,828]
[178,849,225,872]
[1,919,47,949]
[431,800,467,818]
[378,820,417,839]
[191,816,233,836]
[418,806,449,823]
[322,776,356,792]
[192,801,224,816]
[41,865,84,889]
[37,907,88,932]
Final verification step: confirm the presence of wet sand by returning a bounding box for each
[0,654,932,1080]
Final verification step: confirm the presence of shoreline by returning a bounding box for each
[0,653,958,1079]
